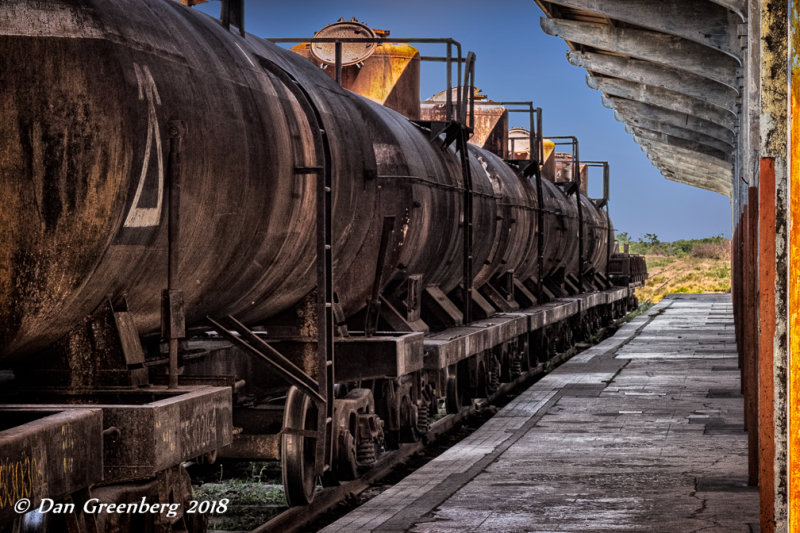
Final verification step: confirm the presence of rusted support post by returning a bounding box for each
[746,186,759,486]
[759,158,776,532]
[164,120,186,390]
[739,202,749,407]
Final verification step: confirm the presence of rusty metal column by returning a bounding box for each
[760,158,777,531]
[740,203,750,411]
[737,205,748,381]
[164,120,186,390]
[731,215,742,368]
[747,186,760,486]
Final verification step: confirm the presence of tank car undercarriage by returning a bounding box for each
[0,266,640,532]
[0,267,644,531]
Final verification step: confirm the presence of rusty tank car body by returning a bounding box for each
[0,0,612,363]
[0,1,644,528]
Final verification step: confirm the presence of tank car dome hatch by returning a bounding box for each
[309,19,378,66]
[291,20,421,119]
[421,88,509,159]
[508,127,531,159]
[553,152,574,185]
[509,128,557,180]
[551,153,587,193]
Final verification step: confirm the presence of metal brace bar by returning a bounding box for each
[365,217,396,336]
[206,316,325,404]
[165,121,185,389]
[223,315,318,392]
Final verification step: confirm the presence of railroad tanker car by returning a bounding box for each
[0,1,645,531]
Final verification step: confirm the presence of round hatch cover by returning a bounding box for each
[310,20,378,66]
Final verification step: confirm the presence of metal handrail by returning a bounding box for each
[478,100,545,301]
[462,52,476,129]
[268,36,473,125]
[580,161,609,207]
[580,161,612,279]
[548,136,583,291]
[485,101,543,169]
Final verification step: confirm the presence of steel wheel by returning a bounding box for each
[399,395,419,442]
[334,429,359,481]
[282,386,319,506]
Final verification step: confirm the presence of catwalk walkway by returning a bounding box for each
[321,294,758,533]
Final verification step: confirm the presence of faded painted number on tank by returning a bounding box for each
[123,63,164,228]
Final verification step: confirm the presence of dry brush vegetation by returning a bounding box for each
[616,235,731,305]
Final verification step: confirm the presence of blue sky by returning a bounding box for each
[194,0,732,242]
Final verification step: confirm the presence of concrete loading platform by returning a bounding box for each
[322,294,758,532]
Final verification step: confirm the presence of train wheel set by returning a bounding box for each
[0,1,647,531]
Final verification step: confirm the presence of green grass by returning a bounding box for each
[190,461,287,530]
[194,480,286,506]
